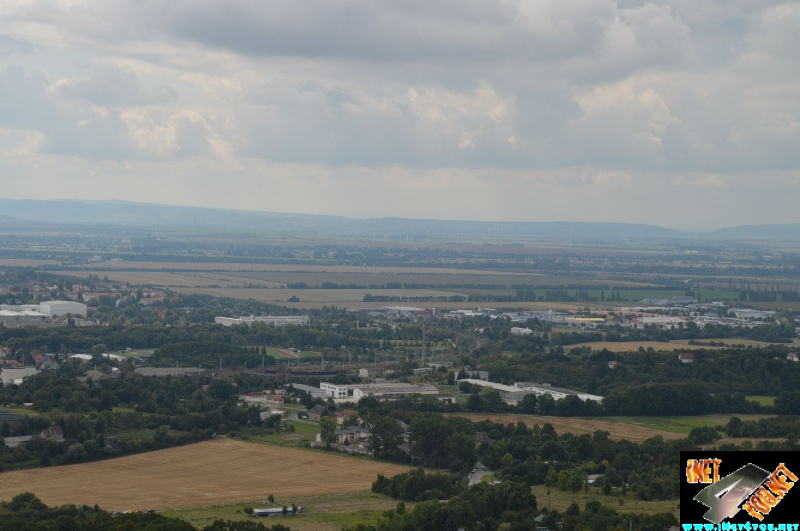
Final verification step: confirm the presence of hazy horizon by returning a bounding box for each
[3,196,797,235]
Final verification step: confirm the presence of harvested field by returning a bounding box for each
[0,438,411,511]
[0,259,60,267]
[51,270,282,289]
[59,261,533,275]
[567,341,695,352]
[569,339,797,352]
[455,414,684,442]
[700,437,786,449]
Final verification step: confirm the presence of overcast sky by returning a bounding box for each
[1,1,798,229]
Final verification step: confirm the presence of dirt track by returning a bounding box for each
[0,439,411,511]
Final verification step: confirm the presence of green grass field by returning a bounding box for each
[244,421,320,447]
[745,395,776,406]
[162,491,404,531]
[266,348,320,360]
[531,486,679,518]
[596,414,772,434]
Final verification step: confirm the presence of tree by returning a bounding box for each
[320,417,336,445]
[8,492,47,512]
[370,415,403,457]
[466,393,482,411]
[92,343,108,357]
[343,410,360,427]
[409,414,476,470]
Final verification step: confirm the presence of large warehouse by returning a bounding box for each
[39,301,88,317]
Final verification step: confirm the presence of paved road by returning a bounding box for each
[469,462,493,486]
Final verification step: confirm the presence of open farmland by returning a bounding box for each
[454,414,685,442]
[531,486,679,518]
[596,414,772,434]
[0,259,60,267]
[52,264,660,289]
[458,413,778,442]
[0,438,411,511]
[569,338,800,352]
[57,261,539,275]
[164,491,408,531]
[47,259,703,311]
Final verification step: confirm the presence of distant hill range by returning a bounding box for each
[709,224,800,241]
[0,198,797,242]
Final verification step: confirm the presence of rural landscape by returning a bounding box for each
[2,0,799,528]
[0,200,799,530]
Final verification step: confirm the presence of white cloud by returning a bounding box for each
[0,1,796,227]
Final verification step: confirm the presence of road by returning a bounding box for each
[469,462,493,486]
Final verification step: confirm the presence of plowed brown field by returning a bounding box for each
[0,439,411,511]
[456,414,684,442]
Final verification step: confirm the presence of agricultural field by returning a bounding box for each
[162,491,407,531]
[595,414,773,435]
[745,395,776,407]
[0,438,412,512]
[50,261,695,311]
[455,413,775,441]
[567,341,708,353]
[0,259,60,267]
[247,421,320,447]
[57,261,537,276]
[531,486,679,518]
[454,414,685,442]
[567,338,800,353]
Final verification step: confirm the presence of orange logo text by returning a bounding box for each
[686,459,722,484]
[741,463,797,521]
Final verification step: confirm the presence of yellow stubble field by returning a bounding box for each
[0,438,412,511]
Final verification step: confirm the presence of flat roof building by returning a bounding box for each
[320,382,439,401]
[0,367,40,385]
[215,315,309,327]
[39,301,88,317]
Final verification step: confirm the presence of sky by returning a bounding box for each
[0,1,798,230]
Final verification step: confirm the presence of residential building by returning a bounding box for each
[334,425,370,444]
[307,405,326,422]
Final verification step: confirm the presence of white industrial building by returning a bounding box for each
[320,382,439,401]
[39,301,88,317]
[0,367,40,385]
[457,378,603,403]
[215,315,309,327]
[284,383,327,399]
